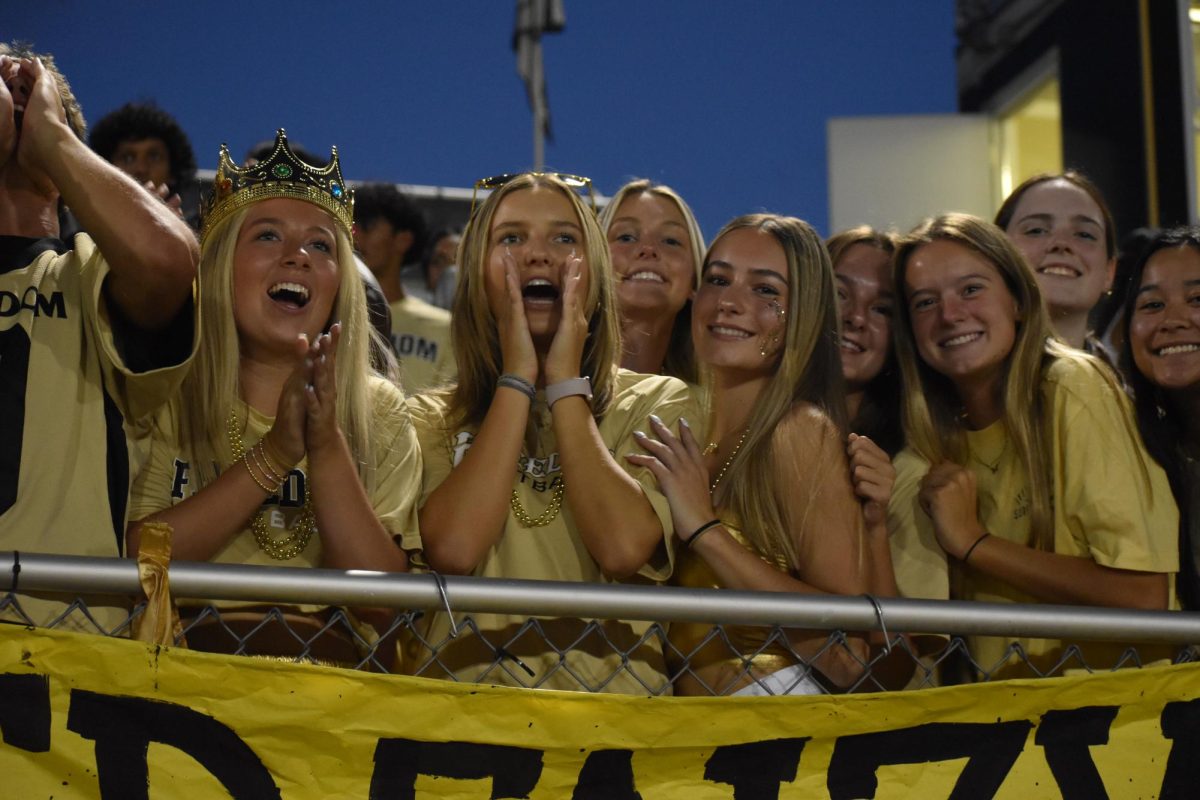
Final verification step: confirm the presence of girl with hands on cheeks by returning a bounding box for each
[126,132,422,662]
[888,213,1178,679]
[633,214,875,696]
[406,173,696,694]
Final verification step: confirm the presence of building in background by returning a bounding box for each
[958,0,1195,235]
[829,0,1199,237]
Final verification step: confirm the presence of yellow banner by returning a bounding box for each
[3,624,1199,798]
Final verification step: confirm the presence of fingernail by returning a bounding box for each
[633,430,646,439]
[680,417,691,428]
[649,414,663,426]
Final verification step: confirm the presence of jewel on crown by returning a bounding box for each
[200,128,354,243]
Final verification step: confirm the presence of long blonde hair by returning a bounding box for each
[179,205,391,491]
[704,214,847,570]
[599,179,705,383]
[447,173,621,427]
[892,212,1137,550]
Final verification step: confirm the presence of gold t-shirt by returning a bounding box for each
[405,369,699,694]
[888,358,1180,678]
[668,405,869,695]
[129,377,423,605]
[0,234,195,632]
[389,295,455,396]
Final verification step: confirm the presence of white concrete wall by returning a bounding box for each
[827,114,996,235]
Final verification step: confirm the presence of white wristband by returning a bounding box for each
[545,376,593,408]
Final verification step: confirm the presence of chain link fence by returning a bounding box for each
[3,551,1198,695]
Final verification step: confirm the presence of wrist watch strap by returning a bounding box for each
[545,376,593,408]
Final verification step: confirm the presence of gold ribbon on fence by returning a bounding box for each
[131,521,184,647]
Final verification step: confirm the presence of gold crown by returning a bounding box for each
[200,128,354,243]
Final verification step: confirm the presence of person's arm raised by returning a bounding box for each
[303,325,408,573]
[418,253,534,574]
[16,57,196,330]
[919,461,1169,609]
[547,255,662,578]
[127,336,309,561]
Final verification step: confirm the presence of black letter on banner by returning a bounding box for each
[66,690,280,800]
[1159,698,1200,798]
[703,738,808,799]
[827,721,1032,799]
[572,749,642,799]
[1034,705,1118,799]
[369,738,544,799]
[0,673,50,752]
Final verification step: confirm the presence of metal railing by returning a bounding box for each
[3,551,1197,695]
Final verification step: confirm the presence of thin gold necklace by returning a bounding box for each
[709,428,749,492]
[227,409,316,560]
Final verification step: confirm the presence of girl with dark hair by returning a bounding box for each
[1121,226,1200,609]
[829,226,902,456]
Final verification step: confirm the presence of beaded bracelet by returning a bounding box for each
[242,453,277,494]
[686,519,723,549]
[961,531,991,564]
[259,436,294,477]
[248,442,285,488]
[497,373,536,402]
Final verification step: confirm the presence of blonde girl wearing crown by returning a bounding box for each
[126,131,421,661]
[405,172,696,693]
[630,214,873,696]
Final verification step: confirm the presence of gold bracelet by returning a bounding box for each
[247,443,281,488]
[253,440,288,485]
[242,454,277,495]
[259,437,294,477]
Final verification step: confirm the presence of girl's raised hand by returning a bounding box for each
[626,416,716,542]
[918,460,985,559]
[847,433,895,529]
[305,323,343,456]
[499,247,539,384]
[264,333,310,468]
[544,252,588,385]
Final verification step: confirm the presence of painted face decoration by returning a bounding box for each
[693,227,790,373]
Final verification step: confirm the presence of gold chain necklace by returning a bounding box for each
[510,420,565,527]
[510,479,565,527]
[709,428,749,493]
[227,409,316,560]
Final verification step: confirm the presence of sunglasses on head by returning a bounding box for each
[469,172,596,219]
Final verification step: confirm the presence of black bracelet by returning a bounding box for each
[497,373,536,402]
[686,519,722,549]
[961,531,990,564]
